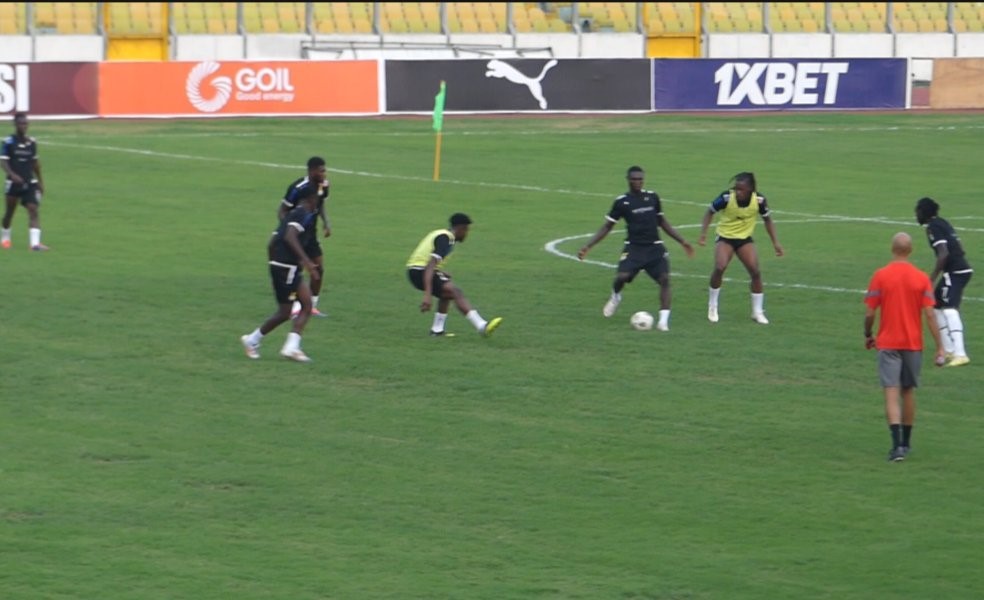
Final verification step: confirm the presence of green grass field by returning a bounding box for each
[2,112,983,599]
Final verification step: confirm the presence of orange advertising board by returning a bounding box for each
[99,60,378,116]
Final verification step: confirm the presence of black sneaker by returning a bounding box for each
[888,447,906,462]
[429,331,456,338]
[900,446,911,458]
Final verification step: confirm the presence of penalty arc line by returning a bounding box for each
[545,225,984,302]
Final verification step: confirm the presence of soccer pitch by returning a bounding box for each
[3,113,983,599]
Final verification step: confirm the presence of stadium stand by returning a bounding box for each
[1,2,982,36]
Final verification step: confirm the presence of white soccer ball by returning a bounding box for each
[630,311,654,331]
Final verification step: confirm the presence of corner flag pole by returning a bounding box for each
[432,80,446,181]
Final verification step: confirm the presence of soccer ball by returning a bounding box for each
[630,311,654,331]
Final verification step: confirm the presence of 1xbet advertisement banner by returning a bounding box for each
[386,59,651,112]
[653,58,907,110]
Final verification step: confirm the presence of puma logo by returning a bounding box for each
[485,59,558,109]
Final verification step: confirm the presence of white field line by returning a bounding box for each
[545,223,984,302]
[43,122,984,139]
[48,140,983,300]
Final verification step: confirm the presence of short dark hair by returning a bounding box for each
[732,171,757,191]
[916,197,939,218]
[13,112,27,122]
[449,213,472,226]
[626,165,644,177]
[307,156,326,169]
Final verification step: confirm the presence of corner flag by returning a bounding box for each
[432,81,446,181]
[432,80,446,132]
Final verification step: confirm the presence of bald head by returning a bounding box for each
[891,232,913,258]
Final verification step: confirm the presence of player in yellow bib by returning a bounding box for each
[697,172,784,324]
[406,213,502,338]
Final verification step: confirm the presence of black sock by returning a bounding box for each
[902,425,913,447]
[889,424,902,448]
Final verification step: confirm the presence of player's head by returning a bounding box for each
[915,197,939,225]
[13,112,28,136]
[626,166,644,192]
[891,231,913,258]
[449,212,472,241]
[732,172,757,202]
[307,156,327,184]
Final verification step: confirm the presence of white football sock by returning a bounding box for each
[943,308,967,357]
[1,228,10,242]
[432,312,448,333]
[283,332,302,352]
[751,292,765,314]
[29,228,40,247]
[312,295,320,309]
[658,309,670,327]
[935,309,955,354]
[466,309,487,332]
[708,287,720,309]
[291,300,302,314]
[246,328,264,346]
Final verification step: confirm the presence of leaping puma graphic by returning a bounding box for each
[485,59,558,109]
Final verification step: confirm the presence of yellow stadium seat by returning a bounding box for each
[353,16,372,33]
[335,19,356,34]
[898,18,918,32]
[476,17,497,33]
[550,18,569,32]
[801,19,821,32]
[206,18,226,33]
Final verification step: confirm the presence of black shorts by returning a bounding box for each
[304,238,323,260]
[935,271,972,309]
[5,181,41,206]
[269,261,304,304]
[407,267,451,293]
[617,243,668,281]
[716,236,753,251]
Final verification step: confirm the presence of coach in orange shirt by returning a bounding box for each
[864,232,945,463]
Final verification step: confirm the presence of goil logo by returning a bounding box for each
[185,62,295,113]
[0,64,30,113]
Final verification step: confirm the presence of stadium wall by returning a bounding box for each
[4,32,984,64]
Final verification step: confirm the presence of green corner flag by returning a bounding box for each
[432,80,446,132]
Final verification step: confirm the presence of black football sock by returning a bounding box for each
[889,424,902,448]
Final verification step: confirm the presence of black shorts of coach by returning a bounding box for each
[407,267,451,294]
[617,242,669,282]
[269,261,303,304]
[716,235,753,251]
[935,271,972,309]
[4,181,41,206]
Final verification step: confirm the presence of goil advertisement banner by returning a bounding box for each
[99,60,379,116]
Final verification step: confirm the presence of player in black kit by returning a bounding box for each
[1,113,46,250]
[278,156,331,317]
[577,165,694,331]
[243,187,321,363]
[916,197,973,366]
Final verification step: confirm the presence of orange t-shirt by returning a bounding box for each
[864,260,935,350]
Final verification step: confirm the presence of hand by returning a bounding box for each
[865,336,876,350]
[577,246,589,261]
[323,227,331,238]
[681,242,695,258]
[420,296,432,312]
[774,243,785,257]
[697,234,706,247]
